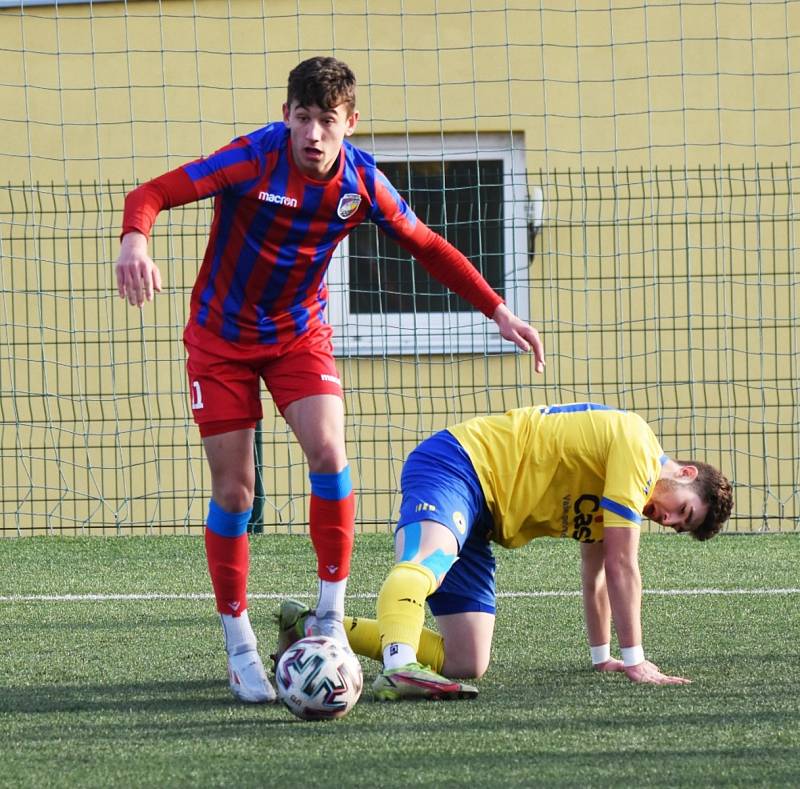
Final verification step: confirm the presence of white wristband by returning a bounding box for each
[590,643,611,665]
[621,645,645,667]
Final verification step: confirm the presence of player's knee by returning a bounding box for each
[443,652,490,679]
[420,549,457,585]
[396,523,458,585]
[212,479,254,513]
[441,626,492,679]
[472,656,491,679]
[304,442,347,474]
[466,652,491,679]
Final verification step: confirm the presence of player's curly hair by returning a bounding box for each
[674,460,734,541]
[287,56,357,115]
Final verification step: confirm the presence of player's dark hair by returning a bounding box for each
[287,56,357,115]
[674,460,734,541]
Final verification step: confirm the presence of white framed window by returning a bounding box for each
[327,132,534,356]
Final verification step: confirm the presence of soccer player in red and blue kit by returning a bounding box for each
[115,56,546,703]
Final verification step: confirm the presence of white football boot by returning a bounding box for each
[227,649,276,703]
[310,611,352,653]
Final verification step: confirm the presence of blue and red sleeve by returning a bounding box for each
[121,168,196,239]
[120,138,261,240]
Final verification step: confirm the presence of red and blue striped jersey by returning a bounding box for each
[122,122,503,344]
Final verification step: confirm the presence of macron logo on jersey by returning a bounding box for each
[258,190,298,208]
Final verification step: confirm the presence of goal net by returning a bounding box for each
[0,0,797,534]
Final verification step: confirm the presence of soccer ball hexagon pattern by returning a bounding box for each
[275,635,363,720]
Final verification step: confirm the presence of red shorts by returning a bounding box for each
[183,321,343,437]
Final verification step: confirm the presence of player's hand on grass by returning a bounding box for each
[491,303,545,373]
[623,659,692,685]
[593,657,625,673]
[116,231,163,308]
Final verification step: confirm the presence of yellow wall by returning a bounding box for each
[1,0,797,534]
[4,0,798,182]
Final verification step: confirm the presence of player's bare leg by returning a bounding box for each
[437,611,496,679]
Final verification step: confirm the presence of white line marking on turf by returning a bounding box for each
[0,588,798,603]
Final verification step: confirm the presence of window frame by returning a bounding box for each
[326,132,532,356]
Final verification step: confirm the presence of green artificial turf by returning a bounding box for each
[0,534,798,788]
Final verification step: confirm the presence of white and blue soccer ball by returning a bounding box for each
[275,636,363,721]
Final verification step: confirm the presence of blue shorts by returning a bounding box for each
[396,430,497,615]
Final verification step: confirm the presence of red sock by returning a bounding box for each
[309,491,355,582]
[205,528,249,616]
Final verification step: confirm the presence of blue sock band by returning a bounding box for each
[309,466,352,501]
[206,499,252,538]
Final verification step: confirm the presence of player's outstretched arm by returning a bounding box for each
[580,542,625,672]
[491,303,545,372]
[375,198,547,371]
[603,526,691,685]
[115,231,163,308]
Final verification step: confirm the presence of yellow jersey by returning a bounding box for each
[447,403,666,547]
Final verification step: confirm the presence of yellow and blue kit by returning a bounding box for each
[396,403,667,616]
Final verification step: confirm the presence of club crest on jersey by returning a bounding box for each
[452,511,467,535]
[337,193,362,220]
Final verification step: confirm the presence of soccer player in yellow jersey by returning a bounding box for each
[276,403,733,700]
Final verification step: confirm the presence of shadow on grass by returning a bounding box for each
[0,679,259,715]
[0,679,394,733]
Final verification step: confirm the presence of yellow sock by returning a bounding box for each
[343,616,382,661]
[376,561,436,654]
[343,615,445,673]
[418,626,445,673]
